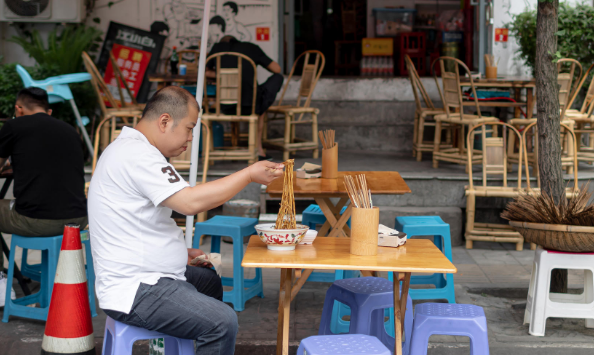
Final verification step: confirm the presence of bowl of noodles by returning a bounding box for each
[255,223,309,250]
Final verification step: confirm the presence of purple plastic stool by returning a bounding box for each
[298,334,391,355]
[318,277,413,355]
[102,316,194,355]
[410,303,489,355]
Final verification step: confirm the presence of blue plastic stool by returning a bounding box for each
[302,204,351,230]
[302,204,352,283]
[19,231,97,317]
[410,303,489,355]
[16,65,94,154]
[193,216,263,312]
[319,277,414,355]
[392,216,455,303]
[102,316,194,355]
[298,334,391,355]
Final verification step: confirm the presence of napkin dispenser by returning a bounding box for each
[377,224,407,248]
[296,162,322,179]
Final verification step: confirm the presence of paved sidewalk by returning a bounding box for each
[1,237,593,354]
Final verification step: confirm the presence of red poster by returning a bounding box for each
[256,27,270,41]
[102,43,152,106]
[495,28,508,43]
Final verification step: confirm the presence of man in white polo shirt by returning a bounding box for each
[88,86,283,354]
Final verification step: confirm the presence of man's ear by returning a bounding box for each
[158,113,172,133]
[14,105,23,117]
[47,109,53,116]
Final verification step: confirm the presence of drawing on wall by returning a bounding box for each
[151,0,273,64]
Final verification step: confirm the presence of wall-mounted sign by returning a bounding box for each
[256,27,270,41]
[495,28,508,43]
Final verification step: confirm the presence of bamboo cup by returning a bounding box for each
[350,207,379,256]
[486,66,498,79]
[322,143,338,179]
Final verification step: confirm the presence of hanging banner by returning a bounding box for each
[97,22,166,103]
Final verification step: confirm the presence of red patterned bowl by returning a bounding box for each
[255,223,310,250]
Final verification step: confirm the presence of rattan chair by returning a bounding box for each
[263,50,325,161]
[202,52,259,164]
[564,64,594,163]
[82,51,145,151]
[465,122,526,250]
[432,57,499,169]
[522,122,579,199]
[407,55,450,161]
[507,58,581,171]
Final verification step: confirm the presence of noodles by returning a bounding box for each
[275,159,296,229]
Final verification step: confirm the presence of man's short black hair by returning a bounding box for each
[142,86,198,126]
[223,1,238,14]
[16,87,50,112]
[209,15,226,33]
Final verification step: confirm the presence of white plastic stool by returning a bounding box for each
[524,248,594,336]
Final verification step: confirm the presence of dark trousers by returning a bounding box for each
[104,266,237,355]
[222,73,284,116]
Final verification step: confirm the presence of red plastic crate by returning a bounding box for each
[397,32,426,56]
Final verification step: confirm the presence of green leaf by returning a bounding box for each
[555,30,566,36]
[92,17,101,24]
[108,1,115,7]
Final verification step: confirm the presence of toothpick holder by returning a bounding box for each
[486,66,497,79]
[322,143,338,179]
[350,207,379,256]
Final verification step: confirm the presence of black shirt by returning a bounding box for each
[0,113,87,220]
[208,40,274,107]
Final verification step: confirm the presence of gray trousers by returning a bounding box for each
[104,266,237,355]
[0,199,88,267]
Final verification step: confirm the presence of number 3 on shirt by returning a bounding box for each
[161,166,180,183]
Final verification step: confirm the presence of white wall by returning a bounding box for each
[493,0,582,76]
[1,0,278,81]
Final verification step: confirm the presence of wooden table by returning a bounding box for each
[266,171,411,238]
[148,73,197,90]
[460,76,535,119]
[242,237,457,355]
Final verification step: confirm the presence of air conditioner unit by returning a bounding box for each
[0,0,85,23]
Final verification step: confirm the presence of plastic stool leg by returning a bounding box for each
[211,236,221,254]
[102,328,114,355]
[231,237,246,311]
[469,328,490,355]
[524,259,537,325]
[39,249,50,308]
[83,240,98,317]
[585,269,594,328]
[319,289,339,335]
[2,240,17,323]
[529,253,550,336]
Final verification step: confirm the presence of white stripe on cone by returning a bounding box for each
[41,334,94,353]
[55,250,87,285]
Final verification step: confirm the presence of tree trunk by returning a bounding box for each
[536,0,567,293]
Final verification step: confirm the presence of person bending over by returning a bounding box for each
[88,86,283,354]
[0,87,87,267]
[207,35,284,160]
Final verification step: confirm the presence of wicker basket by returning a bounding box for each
[509,221,594,252]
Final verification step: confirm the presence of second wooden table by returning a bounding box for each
[266,171,411,238]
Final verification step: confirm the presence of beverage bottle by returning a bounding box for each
[361,57,366,76]
[170,46,179,75]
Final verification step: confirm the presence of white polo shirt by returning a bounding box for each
[88,127,189,314]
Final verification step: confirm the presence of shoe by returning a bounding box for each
[258,155,272,161]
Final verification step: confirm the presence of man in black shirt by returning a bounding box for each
[207,32,283,160]
[0,88,88,266]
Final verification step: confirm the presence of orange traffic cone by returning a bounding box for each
[41,224,95,355]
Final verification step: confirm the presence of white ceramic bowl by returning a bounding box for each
[299,229,318,245]
[255,223,310,250]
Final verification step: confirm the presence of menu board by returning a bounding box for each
[97,22,166,103]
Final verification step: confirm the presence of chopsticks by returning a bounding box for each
[344,174,373,209]
[319,129,335,150]
[484,54,497,67]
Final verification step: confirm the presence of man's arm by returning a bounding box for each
[161,160,283,216]
[267,61,281,74]
[0,158,6,172]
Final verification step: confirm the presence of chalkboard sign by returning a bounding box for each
[97,22,166,103]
